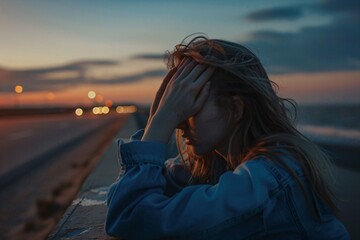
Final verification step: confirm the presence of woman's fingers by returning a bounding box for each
[149,67,178,118]
[193,67,215,88]
[192,67,214,107]
[175,60,197,80]
[157,68,177,96]
[171,58,192,80]
[174,60,214,87]
[194,82,211,112]
[153,59,214,125]
[187,64,207,81]
[172,58,211,85]
[172,63,215,105]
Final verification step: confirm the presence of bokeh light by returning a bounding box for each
[95,95,103,103]
[105,100,113,107]
[116,106,124,113]
[88,91,96,99]
[92,107,100,114]
[75,108,83,116]
[102,106,110,114]
[15,85,23,94]
[116,105,138,113]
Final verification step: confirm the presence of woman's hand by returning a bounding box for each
[156,59,214,125]
[146,58,187,126]
[142,58,215,143]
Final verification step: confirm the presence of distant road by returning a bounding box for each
[0,113,121,183]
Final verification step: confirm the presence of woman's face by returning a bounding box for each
[177,93,230,156]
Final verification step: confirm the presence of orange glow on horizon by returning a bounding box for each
[47,92,55,100]
[0,71,359,108]
[270,70,360,103]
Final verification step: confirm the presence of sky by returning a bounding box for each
[0,0,359,108]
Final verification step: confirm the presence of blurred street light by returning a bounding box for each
[92,107,100,115]
[15,85,23,94]
[102,106,110,114]
[88,91,96,99]
[116,105,138,113]
[75,108,84,116]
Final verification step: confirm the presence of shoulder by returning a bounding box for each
[232,157,279,194]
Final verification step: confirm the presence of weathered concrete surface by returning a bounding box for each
[49,114,139,239]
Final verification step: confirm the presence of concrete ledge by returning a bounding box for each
[49,114,142,239]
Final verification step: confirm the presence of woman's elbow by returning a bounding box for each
[105,204,129,237]
[105,217,143,239]
[105,213,122,237]
[105,208,138,238]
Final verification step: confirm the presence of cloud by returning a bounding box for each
[131,53,166,60]
[246,6,304,21]
[246,0,360,22]
[0,59,166,93]
[15,60,119,75]
[317,0,360,15]
[243,0,360,73]
[89,69,167,85]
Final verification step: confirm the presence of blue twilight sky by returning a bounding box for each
[0,0,359,106]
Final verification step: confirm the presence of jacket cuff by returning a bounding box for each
[129,129,145,141]
[118,140,167,167]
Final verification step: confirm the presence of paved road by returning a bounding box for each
[0,112,128,239]
[0,113,117,177]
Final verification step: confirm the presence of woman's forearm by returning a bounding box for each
[141,111,178,144]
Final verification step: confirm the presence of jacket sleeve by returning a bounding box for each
[120,129,191,195]
[105,140,277,239]
[163,155,192,196]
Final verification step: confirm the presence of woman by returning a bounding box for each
[105,35,349,239]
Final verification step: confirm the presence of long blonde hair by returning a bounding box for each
[165,34,338,217]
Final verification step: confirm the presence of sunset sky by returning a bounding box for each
[0,0,359,108]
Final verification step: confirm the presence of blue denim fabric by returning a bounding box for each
[105,131,350,239]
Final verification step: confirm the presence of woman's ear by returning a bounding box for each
[232,96,244,122]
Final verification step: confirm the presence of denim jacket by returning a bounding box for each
[105,130,349,239]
